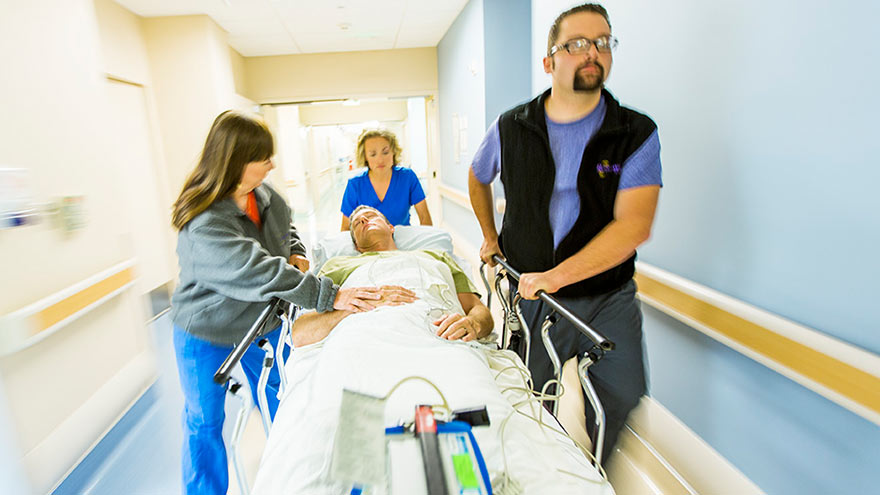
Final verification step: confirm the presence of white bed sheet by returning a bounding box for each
[252,252,613,495]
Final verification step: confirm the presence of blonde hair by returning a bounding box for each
[355,128,402,169]
[171,110,274,230]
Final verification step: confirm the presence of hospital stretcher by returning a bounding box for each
[211,229,614,494]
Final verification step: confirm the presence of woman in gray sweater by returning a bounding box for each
[169,110,379,495]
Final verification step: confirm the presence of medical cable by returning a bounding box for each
[492,351,567,432]
[491,474,522,495]
[383,375,451,420]
[492,351,565,436]
[488,350,608,483]
[494,348,604,474]
[501,384,607,482]
[367,253,459,327]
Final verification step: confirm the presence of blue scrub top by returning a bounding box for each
[340,166,426,226]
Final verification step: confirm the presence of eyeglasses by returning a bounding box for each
[549,36,618,56]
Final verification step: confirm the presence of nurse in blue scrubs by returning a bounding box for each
[340,128,433,230]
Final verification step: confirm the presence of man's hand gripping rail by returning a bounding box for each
[485,255,614,352]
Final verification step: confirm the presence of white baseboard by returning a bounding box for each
[609,396,763,495]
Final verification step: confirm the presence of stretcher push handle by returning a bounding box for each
[213,298,284,384]
[490,255,615,351]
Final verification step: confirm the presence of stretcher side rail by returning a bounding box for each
[213,298,285,385]
[212,297,292,495]
[480,255,613,466]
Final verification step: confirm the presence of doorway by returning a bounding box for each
[263,96,436,245]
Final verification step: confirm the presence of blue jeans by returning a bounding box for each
[173,325,288,495]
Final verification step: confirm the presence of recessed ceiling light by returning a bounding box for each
[338,22,351,31]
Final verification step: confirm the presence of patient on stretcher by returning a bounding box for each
[251,207,612,494]
[289,205,493,347]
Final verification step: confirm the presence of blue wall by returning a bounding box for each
[593,0,880,493]
[483,0,532,228]
[483,0,533,123]
[447,1,880,489]
[604,0,880,352]
[438,0,486,194]
[646,307,879,495]
[438,0,532,243]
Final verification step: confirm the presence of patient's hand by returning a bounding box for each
[374,285,418,308]
[433,313,479,342]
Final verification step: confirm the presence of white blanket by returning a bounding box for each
[252,252,613,495]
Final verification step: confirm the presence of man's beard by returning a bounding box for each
[573,63,605,92]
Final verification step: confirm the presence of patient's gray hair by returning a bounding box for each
[349,205,392,248]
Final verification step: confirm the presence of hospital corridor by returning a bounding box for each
[1,1,879,495]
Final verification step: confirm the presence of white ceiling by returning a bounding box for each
[115,0,470,57]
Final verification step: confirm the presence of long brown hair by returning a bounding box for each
[171,110,274,230]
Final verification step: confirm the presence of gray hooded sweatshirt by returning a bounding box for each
[171,183,338,345]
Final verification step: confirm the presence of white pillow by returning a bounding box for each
[311,225,455,273]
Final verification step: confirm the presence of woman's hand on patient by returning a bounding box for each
[375,285,418,307]
[289,254,310,272]
[333,286,416,313]
[333,287,382,312]
[433,313,479,342]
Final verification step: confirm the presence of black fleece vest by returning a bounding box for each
[498,88,657,297]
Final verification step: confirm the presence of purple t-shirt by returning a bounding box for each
[471,96,662,248]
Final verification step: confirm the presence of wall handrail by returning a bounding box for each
[0,260,136,355]
[438,184,471,210]
[635,261,880,426]
[434,184,880,422]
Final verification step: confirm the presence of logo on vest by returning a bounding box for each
[596,160,622,178]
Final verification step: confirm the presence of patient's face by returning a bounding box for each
[351,208,393,249]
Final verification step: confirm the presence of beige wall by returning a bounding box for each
[95,0,176,293]
[244,47,439,103]
[265,105,304,208]
[230,47,249,99]
[0,1,251,491]
[298,100,408,127]
[1,0,131,315]
[93,0,151,83]
[141,15,239,198]
[0,0,160,491]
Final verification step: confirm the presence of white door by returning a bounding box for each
[104,80,174,294]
